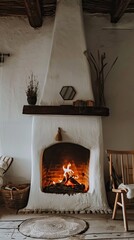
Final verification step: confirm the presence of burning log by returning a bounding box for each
[42,162,86,194]
[61,175,81,185]
[43,183,85,194]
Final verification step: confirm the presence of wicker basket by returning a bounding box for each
[1,183,30,210]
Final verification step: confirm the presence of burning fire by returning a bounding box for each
[62,162,75,186]
[43,162,87,194]
[63,163,74,179]
[52,162,79,186]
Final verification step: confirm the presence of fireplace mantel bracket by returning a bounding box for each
[22,105,109,116]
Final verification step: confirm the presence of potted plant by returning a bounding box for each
[26,73,39,105]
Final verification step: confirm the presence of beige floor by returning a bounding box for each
[0,207,134,240]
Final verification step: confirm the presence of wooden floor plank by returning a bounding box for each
[83,232,134,239]
[0,220,22,228]
[0,207,134,240]
[0,229,15,239]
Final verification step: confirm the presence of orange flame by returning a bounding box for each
[63,162,74,179]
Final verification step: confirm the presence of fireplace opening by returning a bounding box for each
[41,142,90,194]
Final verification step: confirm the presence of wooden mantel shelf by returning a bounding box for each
[22,105,109,116]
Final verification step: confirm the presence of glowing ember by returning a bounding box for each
[42,162,87,194]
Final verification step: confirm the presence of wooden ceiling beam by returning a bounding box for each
[111,0,131,23]
[24,0,42,28]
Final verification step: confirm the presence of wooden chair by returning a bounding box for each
[106,150,134,231]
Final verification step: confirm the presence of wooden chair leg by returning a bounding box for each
[112,192,119,220]
[121,192,128,232]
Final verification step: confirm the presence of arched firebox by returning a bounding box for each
[41,142,90,194]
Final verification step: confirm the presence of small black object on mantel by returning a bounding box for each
[27,95,37,105]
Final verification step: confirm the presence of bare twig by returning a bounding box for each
[84,50,99,81]
[84,50,118,107]
[105,56,118,80]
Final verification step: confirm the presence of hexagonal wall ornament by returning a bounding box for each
[60,86,76,100]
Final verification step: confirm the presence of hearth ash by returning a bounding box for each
[42,163,86,194]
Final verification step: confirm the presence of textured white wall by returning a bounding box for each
[40,0,93,105]
[0,16,54,183]
[1,12,134,184]
[84,13,134,150]
[84,13,134,179]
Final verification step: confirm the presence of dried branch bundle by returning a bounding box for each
[84,50,118,107]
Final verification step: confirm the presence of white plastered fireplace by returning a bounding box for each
[25,0,110,213]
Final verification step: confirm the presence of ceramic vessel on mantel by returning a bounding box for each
[27,95,37,105]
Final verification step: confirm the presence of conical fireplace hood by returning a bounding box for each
[40,0,94,105]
